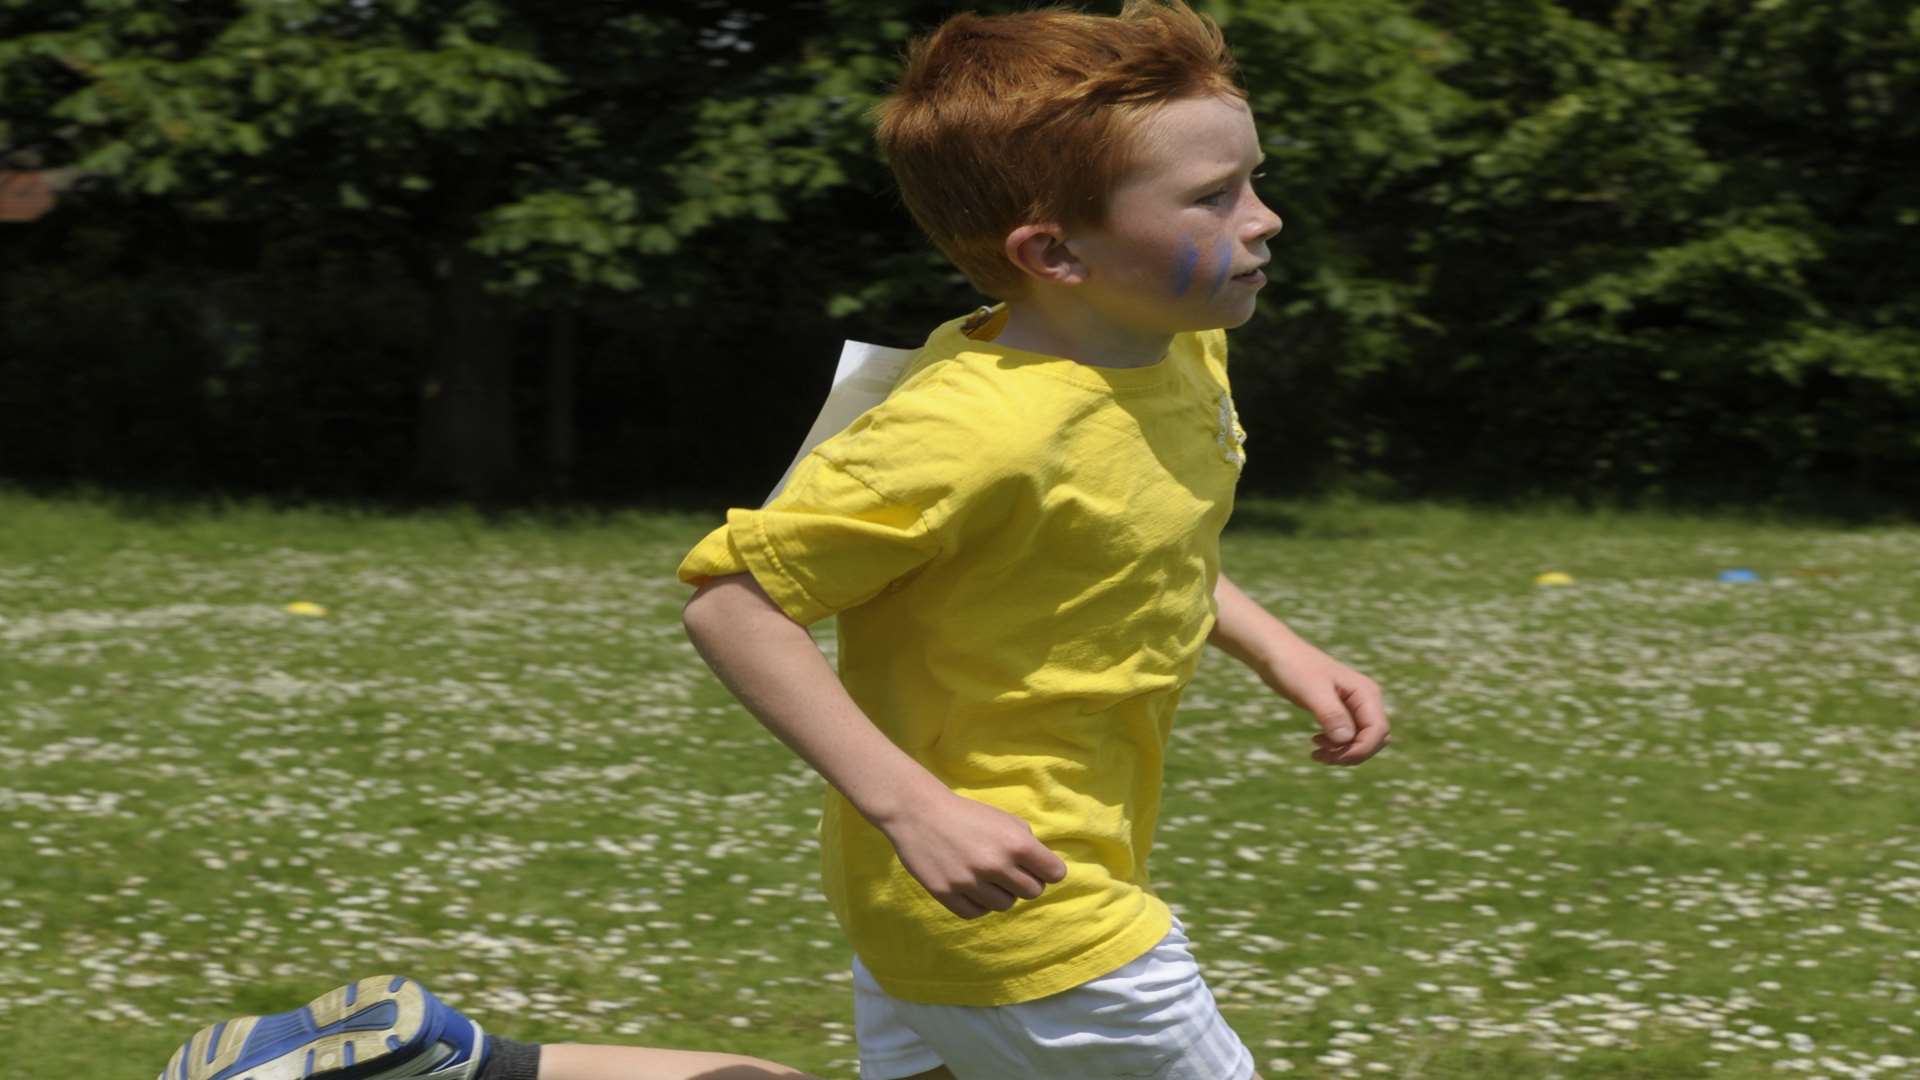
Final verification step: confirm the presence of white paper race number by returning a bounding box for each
[764,339,917,506]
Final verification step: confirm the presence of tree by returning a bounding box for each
[0,0,922,498]
[1215,0,1920,507]
[4,0,1915,508]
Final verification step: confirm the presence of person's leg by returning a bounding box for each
[154,976,824,1080]
[158,975,488,1080]
[538,1044,816,1079]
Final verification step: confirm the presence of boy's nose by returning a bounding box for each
[1247,199,1284,243]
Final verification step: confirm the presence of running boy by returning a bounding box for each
[678,2,1388,1077]
[153,4,1384,1079]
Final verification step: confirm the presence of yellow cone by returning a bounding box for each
[284,601,328,617]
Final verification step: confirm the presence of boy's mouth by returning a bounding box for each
[1230,264,1267,287]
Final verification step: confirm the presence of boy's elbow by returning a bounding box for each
[682,580,722,644]
[682,573,760,646]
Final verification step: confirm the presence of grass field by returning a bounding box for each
[3,491,1916,1079]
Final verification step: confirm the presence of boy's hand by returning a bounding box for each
[878,791,1069,920]
[1210,572,1390,766]
[1270,641,1389,766]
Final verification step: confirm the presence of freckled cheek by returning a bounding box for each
[1205,236,1235,296]
[1160,237,1203,298]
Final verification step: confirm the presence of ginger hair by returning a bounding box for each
[874,0,1245,299]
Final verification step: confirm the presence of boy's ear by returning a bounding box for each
[1005,224,1089,287]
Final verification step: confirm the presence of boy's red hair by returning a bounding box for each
[875,0,1245,299]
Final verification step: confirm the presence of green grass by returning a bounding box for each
[3,490,1915,1078]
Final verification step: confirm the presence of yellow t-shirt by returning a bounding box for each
[677,306,1246,1005]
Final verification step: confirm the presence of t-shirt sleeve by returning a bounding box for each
[677,371,1009,626]
[677,453,942,625]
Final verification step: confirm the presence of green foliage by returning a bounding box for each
[0,1,901,300]
[2,0,1916,507]
[1207,0,1920,508]
[1762,325,1920,397]
[1543,208,1824,325]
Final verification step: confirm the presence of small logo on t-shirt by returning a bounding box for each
[1217,393,1247,470]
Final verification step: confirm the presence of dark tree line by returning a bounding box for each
[2,0,1915,512]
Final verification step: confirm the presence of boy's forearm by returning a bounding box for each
[1209,570,1304,679]
[681,573,946,826]
[1210,569,1390,762]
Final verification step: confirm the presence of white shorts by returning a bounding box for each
[853,918,1256,1080]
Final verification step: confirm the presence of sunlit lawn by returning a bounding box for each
[2,492,1915,1078]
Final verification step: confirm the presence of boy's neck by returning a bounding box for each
[994,300,1173,370]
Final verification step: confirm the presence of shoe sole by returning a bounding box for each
[159,975,428,1080]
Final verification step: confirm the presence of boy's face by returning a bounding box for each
[1065,94,1282,336]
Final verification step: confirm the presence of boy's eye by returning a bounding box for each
[1198,172,1266,207]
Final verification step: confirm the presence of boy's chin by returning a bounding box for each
[1183,294,1263,333]
[1155,308,1257,336]
[1200,305,1260,332]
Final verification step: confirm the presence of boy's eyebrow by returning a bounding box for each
[1194,151,1267,189]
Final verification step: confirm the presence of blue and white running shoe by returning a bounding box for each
[156,975,487,1080]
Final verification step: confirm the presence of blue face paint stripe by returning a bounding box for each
[1207,236,1234,298]
[1171,240,1200,297]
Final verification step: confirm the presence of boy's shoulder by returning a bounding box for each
[894,307,1230,393]
[796,312,1237,523]
[803,311,1025,465]
[868,309,1048,430]
[837,307,1235,458]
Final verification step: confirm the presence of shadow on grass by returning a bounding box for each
[6,470,1912,549]
[0,479,740,532]
[1222,479,1917,543]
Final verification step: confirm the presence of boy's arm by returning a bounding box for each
[1210,571,1390,765]
[682,573,1067,919]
